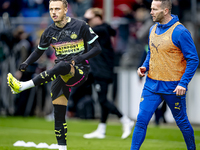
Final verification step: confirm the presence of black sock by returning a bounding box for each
[54,105,67,145]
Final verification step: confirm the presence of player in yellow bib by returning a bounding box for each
[131,0,199,150]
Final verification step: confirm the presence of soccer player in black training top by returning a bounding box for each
[7,0,101,150]
[83,8,134,140]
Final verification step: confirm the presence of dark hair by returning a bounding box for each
[153,0,172,12]
[49,0,68,8]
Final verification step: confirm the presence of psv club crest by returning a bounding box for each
[70,33,77,39]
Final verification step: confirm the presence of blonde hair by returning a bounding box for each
[49,0,68,8]
[89,8,103,20]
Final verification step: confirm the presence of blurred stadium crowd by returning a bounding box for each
[0,0,199,119]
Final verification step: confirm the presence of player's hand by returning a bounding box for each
[173,85,186,96]
[19,62,28,72]
[72,56,84,65]
[137,67,146,77]
[71,60,75,66]
[54,59,60,64]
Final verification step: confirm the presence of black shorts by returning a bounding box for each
[50,64,89,101]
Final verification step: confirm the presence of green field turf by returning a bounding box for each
[0,117,200,150]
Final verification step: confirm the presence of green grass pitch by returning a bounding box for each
[0,117,200,150]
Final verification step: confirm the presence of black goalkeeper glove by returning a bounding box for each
[19,62,28,72]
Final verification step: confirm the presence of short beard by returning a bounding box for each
[155,12,164,23]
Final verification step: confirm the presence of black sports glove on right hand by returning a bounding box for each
[72,55,84,65]
[54,59,60,64]
[19,62,28,72]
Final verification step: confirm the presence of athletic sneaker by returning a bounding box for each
[83,130,105,139]
[7,73,22,94]
[121,121,135,139]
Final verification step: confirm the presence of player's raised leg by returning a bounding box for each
[7,61,72,94]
